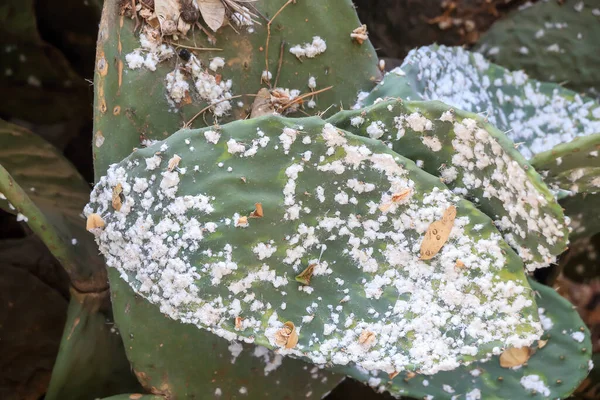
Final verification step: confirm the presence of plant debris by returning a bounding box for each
[420,205,457,260]
[274,321,298,349]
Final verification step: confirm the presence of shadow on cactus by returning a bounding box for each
[0,120,141,399]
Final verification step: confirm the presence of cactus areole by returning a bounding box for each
[86,115,544,376]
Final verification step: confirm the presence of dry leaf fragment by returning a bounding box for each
[405,371,416,380]
[388,371,399,379]
[236,216,248,227]
[249,202,263,218]
[155,0,182,35]
[499,346,531,368]
[274,321,298,349]
[379,188,412,212]
[358,330,376,347]
[537,339,548,349]
[198,0,226,31]
[235,316,244,330]
[392,188,412,202]
[351,24,369,44]
[250,88,275,118]
[419,205,457,260]
[455,259,465,269]
[86,213,105,231]
[168,154,181,171]
[111,183,124,211]
[295,263,317,285]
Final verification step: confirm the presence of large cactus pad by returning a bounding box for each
[531,133,600,240]
[86,116,542,377]
[328,99,568,271]
[364,45,600,161]
[340,279,592,399]
[476,0,600,98]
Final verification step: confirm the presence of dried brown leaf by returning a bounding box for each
[379,188,412,212]
[420,205,457,260]
[295,263,317,285]
[358,330,376,347]
[167,154,181,171]
[235,316,243,330]
[351,24,369,44]
[111,183,124,211]
[198,0,226,32]
[499,346,531,368]
[86,214,105,231]
[155,0,181,35]
[274,321,298,349]
[249,202,263,218]
[250,88,275,118]
[236,216,248,227]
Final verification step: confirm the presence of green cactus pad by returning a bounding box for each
[531,133,600,240]
[0,120,106,291]
[327,99,568,271]
[339,279,592,399]
[93,0,380,180]
[475,0,600,99]
[87,115,542,378]
[362,45,600,161]
[108,267,342,399]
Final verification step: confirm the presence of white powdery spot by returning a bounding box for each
[520,375,550,397]
[228,341,243,363]
[187,55,233,117]
[289,36,327,59]
[165,69,189,104]
[421,136,442,152]
[350,116,365,127]
[466,388,481,400]
[405,113,433,132]
[571,331,585,343]
[366,121,385,139]
[209,57,225,72]
[227,139,246,154]
[253,242,277,260]
[538,308,553,331]
[145,155,161,170]
[279,128,298,154]
[204,130,221,144]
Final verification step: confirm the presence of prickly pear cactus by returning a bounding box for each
[93,0,380,179]
[327,99,569,272]
[86,114,547,396]
[340,279,593,400]
[475,0,600,99]
[362,44,600,242]
[108,267,342,398]
[0,119,105,290]
[0,120,141,399]
[531,133,600,241]
[362,45,600,161]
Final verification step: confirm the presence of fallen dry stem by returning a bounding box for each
[281,86,333,112]
[265,0,295,86]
